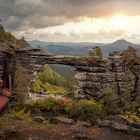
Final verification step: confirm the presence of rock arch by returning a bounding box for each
[0,48,140,101]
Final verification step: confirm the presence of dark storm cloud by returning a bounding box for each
[0,0,140,30]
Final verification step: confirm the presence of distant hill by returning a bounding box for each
[29,41,103,56]
[29,40,50,47]
[100,39,140,56]
[105,39,138,48]
[29,39,140,57]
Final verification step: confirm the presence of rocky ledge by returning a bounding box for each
[75,52,140,100]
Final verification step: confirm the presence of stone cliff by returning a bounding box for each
[75,52,140,101]
[0,43,140,103]
[14,48,139,103]
[1,23,140,105]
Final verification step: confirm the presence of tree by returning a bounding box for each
[95,46,102,60]
[31,78,42,93]
[18,36,29,48]
[88,46,102,60]
[14,63,29,104]
[0,19,4,31]
[121,80,132,111]
[123,46,140,75]
[122,46,137,61]
[99,87,119,115]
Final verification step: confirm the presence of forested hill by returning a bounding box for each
[0,24,30,50]
[31,65,67,95]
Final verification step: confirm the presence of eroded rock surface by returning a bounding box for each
[75,53,140,100]
[0,45,140,102]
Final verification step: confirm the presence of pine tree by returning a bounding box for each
[122,46,137,62]
[99,87,119,115]
[88,46,102,61]
[18,36,29,48]
[122,80,132,111]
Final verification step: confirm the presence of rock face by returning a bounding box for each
[22,49,139,101]
[98,117,140,136]
[34,116,46,123]
[75,53,140,100]
[51,117,74,124]
[0,45,140,102]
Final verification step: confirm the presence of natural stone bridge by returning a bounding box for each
[0,47,140,100]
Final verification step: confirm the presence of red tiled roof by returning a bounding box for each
[0,96,9,109]
[2,88,12,97]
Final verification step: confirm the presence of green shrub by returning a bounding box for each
[121,111,140,123]
[99,87,120,115]
[31,65,67,95]
[33,97,70,115]
[67,100,103,124]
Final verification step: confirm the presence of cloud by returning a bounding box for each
[0,0,140,31]
[14,27,126,42]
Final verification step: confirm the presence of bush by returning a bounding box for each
[42,82,66,95]
[31,65,67,95]
[121,111,140,123]
[8,108,32,122]
[67,100,103,124]
[33,97,70,115]
[99,87,120,115]
[33,98,103,123]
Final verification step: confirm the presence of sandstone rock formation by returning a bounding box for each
[75,52,140,100]
[0,42,140,103]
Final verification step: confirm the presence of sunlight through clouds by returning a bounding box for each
[18,15,140,42]
[2,0,139,42]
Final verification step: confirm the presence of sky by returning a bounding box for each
[0,0,140,43]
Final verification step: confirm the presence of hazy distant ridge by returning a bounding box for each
[29,39,140,56]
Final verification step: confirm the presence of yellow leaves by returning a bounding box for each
[67,99,103,123]
[121,111,140,123]
[42,82,66,95]
[31,65,67,95]
[9,108,32,122]
[33,97,70,115]
[79,100,103,110]
[31,79,42,92]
